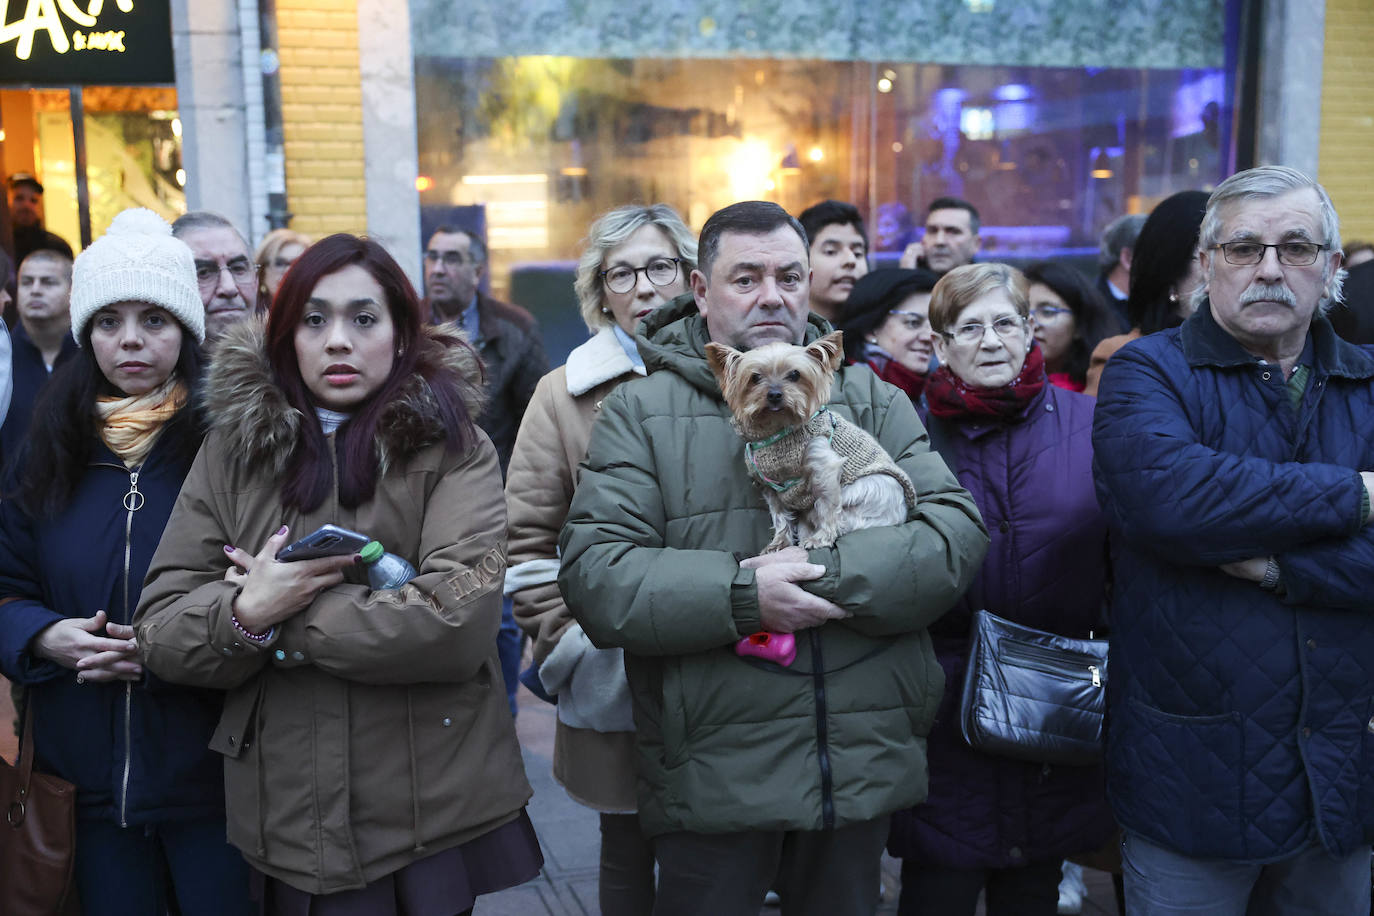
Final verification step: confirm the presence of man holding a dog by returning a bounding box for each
[559,200,987,915]
[1093,166,1374,914]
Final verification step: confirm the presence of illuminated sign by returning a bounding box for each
[0,0,174,85]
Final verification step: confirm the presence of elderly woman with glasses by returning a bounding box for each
[885,263,1114,916]
[504,203,697,915]
[836,267,940,403]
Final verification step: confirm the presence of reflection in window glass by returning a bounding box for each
[415,56,1231,300]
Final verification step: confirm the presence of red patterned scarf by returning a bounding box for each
[925,345,1047,420]
[865,354,927,402]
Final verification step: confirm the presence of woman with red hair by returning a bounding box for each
[136,234,541,914]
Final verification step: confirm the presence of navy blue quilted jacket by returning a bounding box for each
[0,435,226,827]
[1093,303,1374,862]
[888,382,1114,868]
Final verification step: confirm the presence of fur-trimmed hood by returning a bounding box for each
[202,318,486,477]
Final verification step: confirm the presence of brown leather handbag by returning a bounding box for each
[1,699,76,915]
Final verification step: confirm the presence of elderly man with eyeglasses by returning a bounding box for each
[1093,166,1374,915]
[171,211,260,341]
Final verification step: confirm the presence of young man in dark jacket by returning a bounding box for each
[559,201,987,916]
[1094,165,1374,914]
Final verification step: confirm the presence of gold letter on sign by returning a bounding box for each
[0,0,71,60]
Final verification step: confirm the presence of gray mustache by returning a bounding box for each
[1240,284,1296,307]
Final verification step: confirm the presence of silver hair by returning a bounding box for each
[574,204,698,333]
[171,210,250,251]
[1098,213,1147,270]
[1195,166,1347,314]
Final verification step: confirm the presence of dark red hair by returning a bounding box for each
[267,233,479,512]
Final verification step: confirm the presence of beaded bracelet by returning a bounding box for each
[231,613,274,643]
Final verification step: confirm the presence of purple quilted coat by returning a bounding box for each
[888,382,1115,868]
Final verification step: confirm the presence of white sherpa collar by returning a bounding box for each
[564,326,645,397]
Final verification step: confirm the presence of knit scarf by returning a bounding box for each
[924,345,1046,421]
[96,376,187,467]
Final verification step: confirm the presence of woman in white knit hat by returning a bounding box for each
[0,209,253,915]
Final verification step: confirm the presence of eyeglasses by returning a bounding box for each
[942,315,1025,346]
[1030,304,1072,323]
[1211,241,1328,267]
[600,257,680,294]
[424,250,472,268]
[888,309,928,331]
[195,260,256,288]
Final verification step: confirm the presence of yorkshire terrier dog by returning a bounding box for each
[706,331,917,552]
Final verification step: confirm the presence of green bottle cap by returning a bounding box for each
[359,541,384,563]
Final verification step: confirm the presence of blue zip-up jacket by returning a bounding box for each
[0,435,226,826]
[1092,302,1374,862]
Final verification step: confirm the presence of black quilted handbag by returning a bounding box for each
[959,609,1108,766]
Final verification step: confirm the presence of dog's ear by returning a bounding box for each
[807,331,845,372]
[704,341,742,388]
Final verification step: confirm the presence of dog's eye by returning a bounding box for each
[786,370,801,382]
[750,372,763,385]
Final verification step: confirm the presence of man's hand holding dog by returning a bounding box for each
[742,547,849,633]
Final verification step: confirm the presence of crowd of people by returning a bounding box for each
[0,162,1371,916]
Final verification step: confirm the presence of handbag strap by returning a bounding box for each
[15,694,36,791]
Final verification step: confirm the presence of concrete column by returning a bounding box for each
[237,0,270,244]
[170,0,253,235]
[1256,0,1327,176]
[357,0,422,289]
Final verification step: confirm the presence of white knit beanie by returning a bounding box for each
[70,208,206,344]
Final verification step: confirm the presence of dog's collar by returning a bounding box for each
[743,407,834,493]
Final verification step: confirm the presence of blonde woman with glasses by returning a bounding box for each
[505,203,697,915]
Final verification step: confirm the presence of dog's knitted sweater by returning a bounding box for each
[743,408,917,514]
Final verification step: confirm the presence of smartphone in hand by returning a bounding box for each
[275,524,371,562]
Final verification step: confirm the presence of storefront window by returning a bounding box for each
[415,56,1231,307]
[4,86,183,252]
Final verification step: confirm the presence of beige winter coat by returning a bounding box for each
[135,320,532,894]
[506,326,641,812]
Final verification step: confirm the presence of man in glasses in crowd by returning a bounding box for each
[172,211,260,341]
[1093,166,1374,914]
[424,225,547,718]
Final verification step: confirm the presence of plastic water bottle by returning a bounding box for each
[359,540,417,588]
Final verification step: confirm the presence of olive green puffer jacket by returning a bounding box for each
[558,298,988,836]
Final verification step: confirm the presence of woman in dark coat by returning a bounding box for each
[835,267,940,402]
[887,263,1114,916]
[0,209,251,914]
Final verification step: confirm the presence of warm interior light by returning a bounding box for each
[460,174,549,186]
[808,146,824,163]
[1090,150,1113,179]
[877,78,893,94]
[560,166,588,177]
[415,176,434,192]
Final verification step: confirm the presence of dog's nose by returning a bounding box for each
[767,388,783,405]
